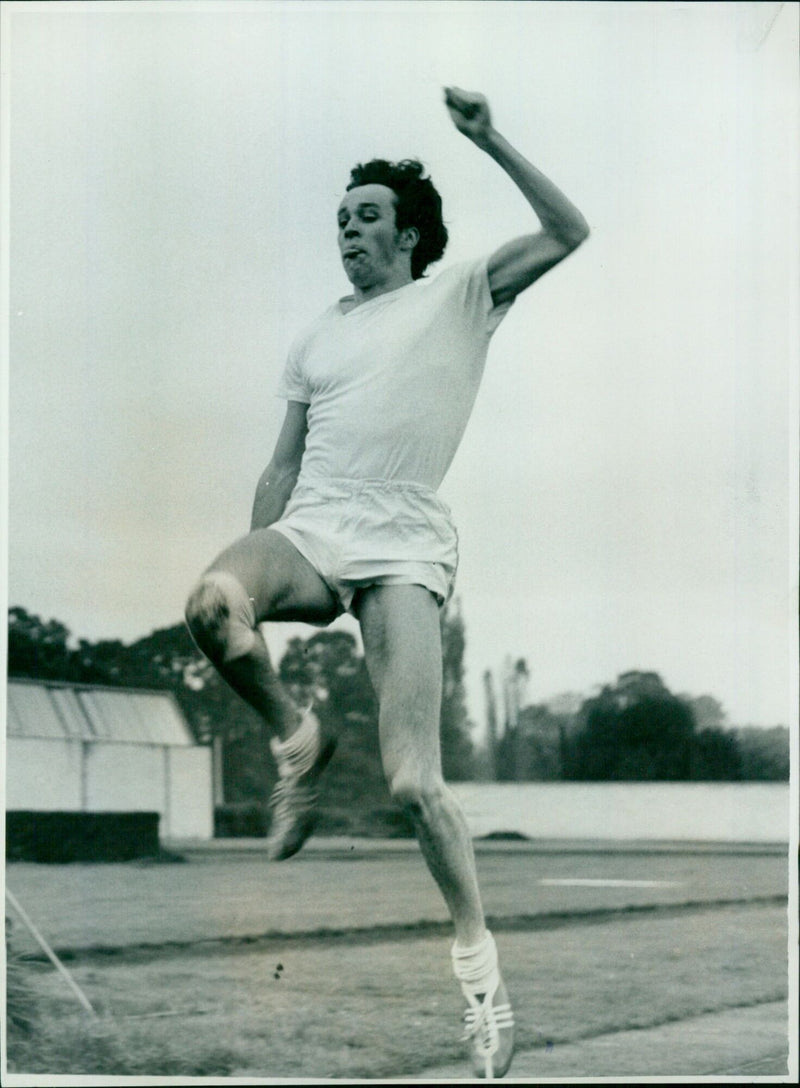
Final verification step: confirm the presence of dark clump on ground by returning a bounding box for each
[480,830,531,841]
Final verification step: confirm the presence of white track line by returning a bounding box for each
[6,887,98,1016]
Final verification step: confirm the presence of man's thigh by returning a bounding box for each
[357,585,443,773]
[207,528,339,625]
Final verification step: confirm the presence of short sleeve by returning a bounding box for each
[275,335,311,404]
[457,257,514,336]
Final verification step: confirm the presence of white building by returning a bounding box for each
[6,678,213,840]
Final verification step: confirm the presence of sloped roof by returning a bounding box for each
[6,680,194,746]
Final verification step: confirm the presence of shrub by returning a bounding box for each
[213,802,267,838]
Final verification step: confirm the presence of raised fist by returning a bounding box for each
[444,86,493,144]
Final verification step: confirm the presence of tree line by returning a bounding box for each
[7,606,790,814]
[487,662,789,783]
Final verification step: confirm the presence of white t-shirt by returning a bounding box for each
[276,257,512,491]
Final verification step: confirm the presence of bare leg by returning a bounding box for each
[185,528,339,740]
[186,528,341,858]
[357,584,486,946]
[357,583,515,1077]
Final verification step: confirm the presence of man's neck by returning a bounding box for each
[351,268,415,307]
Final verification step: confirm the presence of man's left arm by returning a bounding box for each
[445,87,590,308]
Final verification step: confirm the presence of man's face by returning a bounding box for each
[337,184,407,288]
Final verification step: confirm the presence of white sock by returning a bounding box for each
[451,930,500,998]
[270,708,319,778]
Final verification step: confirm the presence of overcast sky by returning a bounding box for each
[3,1,798,733]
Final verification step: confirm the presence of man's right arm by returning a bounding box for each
[250,400,309,532]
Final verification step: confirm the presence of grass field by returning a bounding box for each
[6,903,787,1079]
[5,844,788,952]
[4,846,790,1080]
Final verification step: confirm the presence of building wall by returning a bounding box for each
[85,743,166,813]
[167,747,214,839]
[6,737,213,840]
[6,738,83,810]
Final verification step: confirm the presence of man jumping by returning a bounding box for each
[185,87,588,1079]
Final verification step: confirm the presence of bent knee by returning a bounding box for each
[185,570,257,663]
[389,768,447,817]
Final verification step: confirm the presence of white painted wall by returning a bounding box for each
[167,747,214,839]
[5,738,83,810]
[85,743,166,813]
[451,782,791,843]
[6,738,214,840]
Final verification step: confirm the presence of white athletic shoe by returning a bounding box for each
[267,710,336,861]
[460,972,515,1079]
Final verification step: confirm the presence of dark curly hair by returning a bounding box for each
[346,159,448,279]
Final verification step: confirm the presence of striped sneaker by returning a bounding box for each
[452,931,515,1079]
[267,709,336,861]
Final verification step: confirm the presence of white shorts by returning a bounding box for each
[270,476,459,615]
